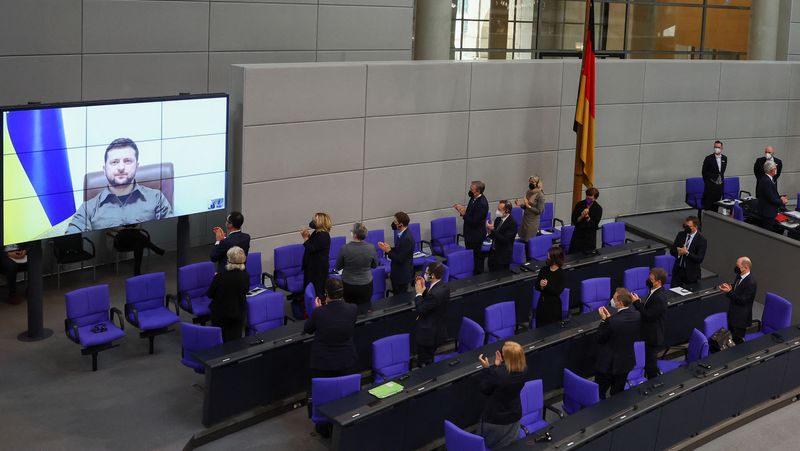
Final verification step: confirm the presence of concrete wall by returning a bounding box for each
[791,0,800,61]
[231,59,800,270]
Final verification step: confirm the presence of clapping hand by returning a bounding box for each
[598,306,611,320]
[631,293,640,302]
[719,283,732,293]
[415,276,426,295]
[377,242,391,253]
[300,227,311,240]
[486,220,494,232]
[479,353,490,368]
[212,226,226,241]
[539,279,548,288]
[677,246,689,256]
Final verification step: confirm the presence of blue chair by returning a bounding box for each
[531,287,570,328]
[124,272,180,354]
[732,202,744,221]
[653,254,675,287]
[395,223,435,268]
[685,177,705,209]
[527,235,553,261]
[371,267,388,301]
[702,312,728,339]
[511,207,523,234]
[440,263,451,282]
[581,277,610,313]
[485,301,518,343]
[64,285,126,371]
[246,252,269,289]
[601,221,627,247]
[430,217,466,257]
[366,229,391,271]
[304,283,317,318]
[658,328,708,373]
[723,176,740,200]
[562,368,599,415]
[623,266,650,299]
[434,317,485,362]
[180,322,222,374]
[519,379,560,438]
[512,241,527,265]
[626,341,647,388]
[559,225,575,254]
[447,249,475,280]
[269,244,305,296]
[246,291,286,335]
[177,261,215,323]
[311,374,361,431]
[482,211,493,254]
[372,333,410,383]
[539,202,563,239]
[329,236,346,272]
[745,292,793,341]
[444,420,487,451]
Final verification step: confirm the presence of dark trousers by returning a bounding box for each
[115,229,164,276]
[596,372,627,399]
[487,255,509,273]
[465,241,485,275]
[671,267,696,288]
[761,217,778,234]
[702,182,723,211]
[417,344,437,366]
[1,255,26,295]
[211,316,244,343]
[391,282,409,295]
[343,281,372,315]
[730,326,746,344]
[645,343,661,379]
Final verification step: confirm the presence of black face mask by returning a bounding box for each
[734,266,741,275]
[529,183,536,190]
[683,225,692,234]
[468,190,475,199]
[390,222,398,231]
[309,220,316,230]
[645,279,654,289]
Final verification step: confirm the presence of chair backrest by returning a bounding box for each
[430,217,458,255]
[440,263,450,282]
[53,234,86,259]
[180,322,222,370]
[395,223,422,252]
[628,341,646,385]
[178,262,216,301]
[85,163,174,206]
[561,287,571,320]
[457,317,486,353]
[580,277,611,313]
[687,328,709,363]
[311,374,362,424]
[304,283,317,317]
[371,267,387,301]
[125,272,166,313]
[485,301,517,343]
[732,203,744,221]
[447,249,475,280]
[702,312,728,338]
[511,207,523,233]
[273,244,305,293]
[512,241,527,265]
[723,176,740,200]
[653,254,675,285]
[563,368,600,415]
[601,221,626,247]
[65,284,110,327]
[246,291,285,335]
[444,420,487,451]
[527,235,553,261]
[519,379,545,432]
[762,292,793,334]
[685,177,705,209]
[623,266,650,299]
[366,229,385,259]
[246,252,263,288]
[560,225,575,254]
[539,202,554,230]
[372,333,410,381]
[329,236,346,270]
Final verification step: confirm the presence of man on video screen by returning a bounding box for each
[66,138,172,233]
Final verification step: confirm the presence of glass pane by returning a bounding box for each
[456,0,464,20]
[627,4,703,58]
[707,0,750,6]
[514,0,535,22]
[537,0,586,50]
[596,3,627,51]
[704,7,749,59]
[515,22,534,49]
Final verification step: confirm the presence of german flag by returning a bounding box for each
[572,0,596,206]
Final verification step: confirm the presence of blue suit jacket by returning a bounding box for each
[210,230,251,273]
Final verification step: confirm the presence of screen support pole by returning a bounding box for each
[177,216,190,291]
[18,239,53,341]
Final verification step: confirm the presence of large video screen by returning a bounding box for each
[1,95,228,245]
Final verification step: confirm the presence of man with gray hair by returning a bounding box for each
[756,160,788,232]
[754,145,782,193]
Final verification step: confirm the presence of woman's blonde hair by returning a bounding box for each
[225,246,247,272]
[314,212,332,232]
[502,341,526,373]
[529,175,543,193]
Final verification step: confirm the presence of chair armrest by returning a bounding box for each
[109,307,125,330]
[488,331,503,340]
[140,229,151,240]
[749,319,762,332]
[625,238,635,243]
[64,318,81,344]
[284,315,295,324]
[456,234,464,246]
[545,404,565,420]
[262,272,277,292]
[124,304,139,327]
[740,190,751,198]
[179,292,194,314]
[515,323,528,334]
[165,294,180,316]
[385,289,393,298]
[83,237,96,258]
[553,218,565,228]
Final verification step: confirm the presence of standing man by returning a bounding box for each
[631,268,669,379]
[756,161,788,233]
[210,211,251,273]
[378,212,415,294]
[486,200,518,272]
[701,140,727,212]
[569,187,603,255]
[670,216,707,288]
[454,181,489,274]
[754,145,783,194]
[595,288,641,399]
[414,262,449,366]
[719,257,757,344]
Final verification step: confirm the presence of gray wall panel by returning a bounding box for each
[0,0,81,56]
[592,145,640,189]
[320,0,414,6]
[716,101,789,139]
[788,101,800,136]
[562,60,646,105]
[366,62,471,116]
[317,5,413,51]
[317,50,412,62]
[208,51,316,93]
[791,26,800,55]
[593,185,637,219]
[243,119,365,183]
[468,108,561,158]
[641,102,718,144]
[556,149,574,194]
[638,141,709,184]
[466,152,558,204]
[719,62,791,101]
[595,104,643,147]
[636,181,687,213]
[365,112,469,168]
[210,2,318,51]
[784,137,800,173]
[721,137,788,178]
[470,60,563,110]
[791,64,800,99]
[644,61,721,103]
[0,56,81,105]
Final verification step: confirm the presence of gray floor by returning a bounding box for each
[0,248,323,451]
[697,400,800,451]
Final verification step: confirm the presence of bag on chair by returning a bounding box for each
[709,328,735,352]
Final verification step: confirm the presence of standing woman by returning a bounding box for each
[478,341,528,449]
[569,187,603,255]
[335,223,378,315]
[302,212,332,298]
[207,246,250,342]
[535,246,566,328]
[516,176,545,242]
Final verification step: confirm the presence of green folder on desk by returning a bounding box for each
[368,381,404,399]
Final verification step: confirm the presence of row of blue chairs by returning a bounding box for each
[685,176,749,210]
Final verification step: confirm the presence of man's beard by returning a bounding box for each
[108,173,134,186]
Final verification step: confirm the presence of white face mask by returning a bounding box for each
[495,209,503,219]
[765,153,773,160]
[609,298,616,309]
[424,273,431,283]
[714,148,722,155]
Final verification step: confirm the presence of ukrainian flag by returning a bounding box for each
[3,108,77,245]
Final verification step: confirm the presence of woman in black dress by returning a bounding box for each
[569,187,603,255]
[207,246,250,342]
[301,212,332,297]
[534,246,566,327]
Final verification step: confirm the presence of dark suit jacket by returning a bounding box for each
[570,200,602,254]
[631,286,668,346]
[488,215,518,268]
[670,231,707,283]
[210,230,251,273]
[303,299,358,371]
[463,195,489,244]
[702,153,727,187]
[207,269,249,320]
[302,230,331,288]
[756,175,783,220]
[388,229,415,285]
[727,274,757,330]
[414,281,449,346]
[754,156,782,191]
[595,307,641,375]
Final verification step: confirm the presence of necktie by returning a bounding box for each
[733,276,741,291]
[681,234,691,268]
